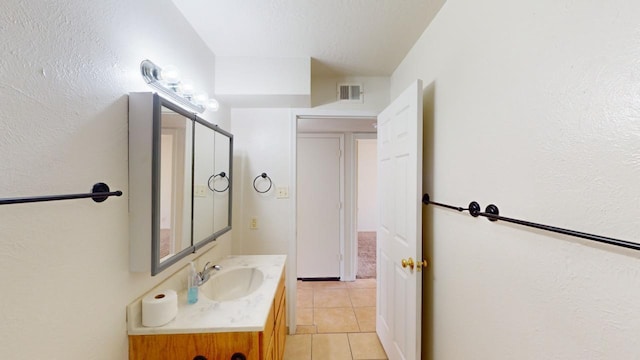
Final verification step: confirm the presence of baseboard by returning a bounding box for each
[297,277,340,281]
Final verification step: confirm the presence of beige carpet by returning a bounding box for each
[357,232,376,279]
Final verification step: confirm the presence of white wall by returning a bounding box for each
[0,1,231,358]
[311,76,390,112]
[392,0,640,358]
[216,56,311,108]
[230,109,292,256]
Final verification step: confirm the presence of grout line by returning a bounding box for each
[347,332,355,360]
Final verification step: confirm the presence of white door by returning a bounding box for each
[376,80,423,360]
[297,134,343,278]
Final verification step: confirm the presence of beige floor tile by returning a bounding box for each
[348,332,388,359]
[312,280,347,290]
[312,333,353,360]
[353,307,376,332]
[314,307,360,333]
[314,288,352,308]
[297,280,314,289]
[296,307,314,326]
[347,278,377,289]
[295,325,317,334]
[283,334,312,360]
[297,288,314,308]
[348,287,376,307]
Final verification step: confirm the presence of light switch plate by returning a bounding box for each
[276,187,289,199]
[194,185,207,197]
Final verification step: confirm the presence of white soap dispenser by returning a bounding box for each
[187,261,199,304]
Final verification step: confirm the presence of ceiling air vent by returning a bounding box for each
[337,83,363,103]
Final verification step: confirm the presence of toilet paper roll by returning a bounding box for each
[142,289,178,327]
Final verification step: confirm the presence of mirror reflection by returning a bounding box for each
[213,131,231,232]
[192,121,216,244]
[159,106,193,261]
[193,120,233,246]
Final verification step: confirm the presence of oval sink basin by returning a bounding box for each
[200,267,264,301]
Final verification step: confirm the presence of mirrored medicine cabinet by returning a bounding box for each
[129,92,233,276]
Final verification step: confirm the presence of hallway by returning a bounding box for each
[283,279,387,359]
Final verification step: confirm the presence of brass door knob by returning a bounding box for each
[416,259,428,271]
[401,257,415,270]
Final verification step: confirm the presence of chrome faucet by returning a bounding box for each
[197,262,222,286]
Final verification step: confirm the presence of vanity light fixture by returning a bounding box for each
[140,59,219,113]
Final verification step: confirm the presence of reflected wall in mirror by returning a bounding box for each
[129,92,233,276]
[193,120,233,248]
[213,131,231,233]
[192,120,216,244]
[159,107,193,260]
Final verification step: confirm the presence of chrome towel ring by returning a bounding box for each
[208,172,230,192]
[253,173,272,193]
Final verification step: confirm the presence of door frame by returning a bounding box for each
[288,109,378,334]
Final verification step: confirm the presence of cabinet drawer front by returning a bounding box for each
[129,333,260,360]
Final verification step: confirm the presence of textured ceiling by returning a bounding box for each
[171,0,446,77]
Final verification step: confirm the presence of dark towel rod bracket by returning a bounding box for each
[0,182,123,205]
[422,193,640,252]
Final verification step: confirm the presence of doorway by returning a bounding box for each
[355,136,378,279]
[294,116,378,282]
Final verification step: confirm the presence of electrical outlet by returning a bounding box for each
[250,217,258,229]
[194,185,207,197]
[276,187,289,199]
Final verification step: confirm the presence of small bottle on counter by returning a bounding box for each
[187,261,199,304]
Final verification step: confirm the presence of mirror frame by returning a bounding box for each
[128,92,233,276]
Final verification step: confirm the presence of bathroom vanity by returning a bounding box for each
[127,255,287,360]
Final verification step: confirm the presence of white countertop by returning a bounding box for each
[127,255,286,335]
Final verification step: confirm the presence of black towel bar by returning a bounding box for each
[422,193,640,251]
[0,182,123,205]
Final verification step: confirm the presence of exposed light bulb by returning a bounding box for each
[207,98,220,111]
[160,65,180,85]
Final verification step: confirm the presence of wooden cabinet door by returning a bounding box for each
[275,297,287,360]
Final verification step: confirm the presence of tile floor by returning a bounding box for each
[283,279,387,360]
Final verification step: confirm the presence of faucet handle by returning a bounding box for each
[203,262,222,271]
